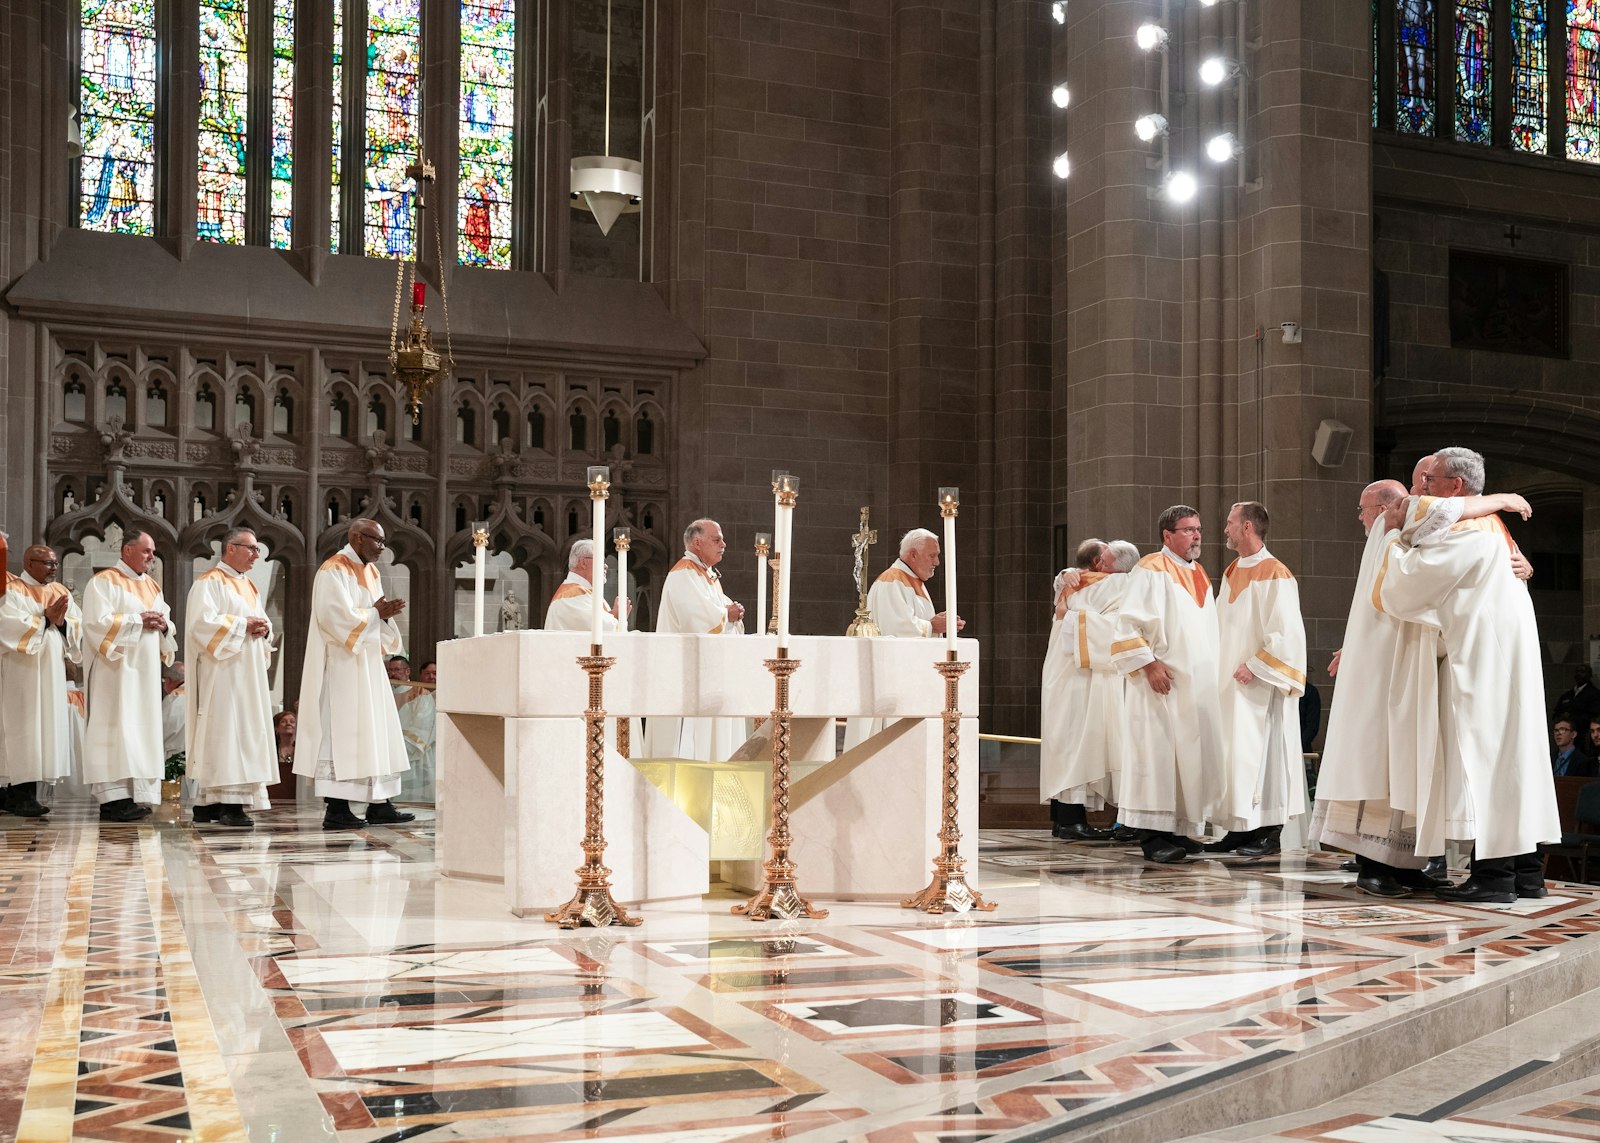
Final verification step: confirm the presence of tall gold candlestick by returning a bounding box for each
[902,665,996,913]
[735,653,828,921]
[545,648,639,929]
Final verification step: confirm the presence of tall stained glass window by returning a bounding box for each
[270,0,295,248]
[459,0,515,268]
[365,0,422,258]
[80,0,158,235]
[1397,0,1439,133]
[1570,0,1600,160]
[197,0,250,243]
[331,1,345,251]
[1456,0,1494,141]
[1513,1,1551,151]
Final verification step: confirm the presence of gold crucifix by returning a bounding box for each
[846,506,881,637]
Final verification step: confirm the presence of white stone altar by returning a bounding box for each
[435,631,980,917]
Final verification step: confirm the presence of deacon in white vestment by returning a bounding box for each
[843,528,966,750]
[184,528,276,826]
[641,519,748,762]
[293,519,415,830]
[82,528,176,821]
[1209,503,1307,855]
[1375,448,1559,902]
[1312,479,1438,893]
[1039,539,1138,839]
[0,545,82,816]
[542,539,621,634]
[1109,505,1224,863]
[394,660,437,802]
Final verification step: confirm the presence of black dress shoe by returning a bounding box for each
[1339,859,1360,873]
[1356,873,1410,898]
[99,798,146,823]
[1203,831,1249,854]
[365,801,416,825]
[1435,880,1516,904]
[1422,856,1447,880]
[1393,867,1448,890]
[1054,822,1112,841]
[322,798,367,831]
[1517,882,1549,899]
[216,805,255,828]
[1235,833,1283,858]
[9,789,50,818]
[1110,824,1142,843]
[192,804,221,824]
[1141,836,1189,864]
[1170,835,1203,854]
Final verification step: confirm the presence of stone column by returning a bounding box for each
[293,0,334,273]
[161,0,200,251]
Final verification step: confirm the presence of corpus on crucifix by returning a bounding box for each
[846,506,880,637]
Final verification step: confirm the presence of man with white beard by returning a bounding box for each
[1040,539,1137,840]
[184,528,276,827]
[0,545,82,817]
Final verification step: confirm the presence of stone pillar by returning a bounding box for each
[1240,0,1372,680]
[161,0,200,251]
[987,0,1055,733]
[293,0,334,270]
[1584,484,1600,666]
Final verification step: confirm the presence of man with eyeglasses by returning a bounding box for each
[0,544,82,817]
[294,518,415,830]
[1374,447,1560,902]
[183,528,276,828]
[83,527,177,822]
[1109,505,1224,864]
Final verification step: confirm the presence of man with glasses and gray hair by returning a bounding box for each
[184,528,276,827]
[294,519,415,830]
[0,543,82,817]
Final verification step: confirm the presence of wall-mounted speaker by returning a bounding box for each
[1311,419,1353,468]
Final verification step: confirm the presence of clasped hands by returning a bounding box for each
[376,597,406,621]
[139,610,168,632]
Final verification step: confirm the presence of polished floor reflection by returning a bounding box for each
[4,803,1600,1142]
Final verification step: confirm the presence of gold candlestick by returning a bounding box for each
[547,469,639,930]
[735,653,829,921]
[902,650,997,915]
[545,648,639,928]
[846,505,880,637]
[613,527,631,759]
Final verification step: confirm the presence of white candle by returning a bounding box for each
[473,534,486,637]
[614,531,629,632]
[940,488,959,654]
[776,475,798,650]
[590,493,606,648]
[755,534,769,640]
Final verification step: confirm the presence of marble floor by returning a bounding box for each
[4,804,1600,1142]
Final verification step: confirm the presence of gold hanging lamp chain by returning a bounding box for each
[389,255,406,357]
[432,198,455,372]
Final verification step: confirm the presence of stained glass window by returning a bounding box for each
[79,0,158,235]
[270,0,295,247]
[459,0,515,268]
[365,0,423,258]
[332,0,345,251]
[1513,1,1551,151]
[197,0,250,244]
[1569,0,1600,160]
[1397,0,1438,134]
[1455,0,1493,141]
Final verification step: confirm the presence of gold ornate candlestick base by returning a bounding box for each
[615,716,631,760]
[735,655,829,921]
[546,649,641,929]
[903,653,998,915]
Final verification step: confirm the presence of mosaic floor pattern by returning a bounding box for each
[2,804,1600,1141]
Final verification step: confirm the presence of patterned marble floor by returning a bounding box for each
[3,803,1600,1142]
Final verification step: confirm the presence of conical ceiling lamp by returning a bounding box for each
[571,0,642,235]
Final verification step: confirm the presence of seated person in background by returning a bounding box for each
[1553,717,1597,778]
